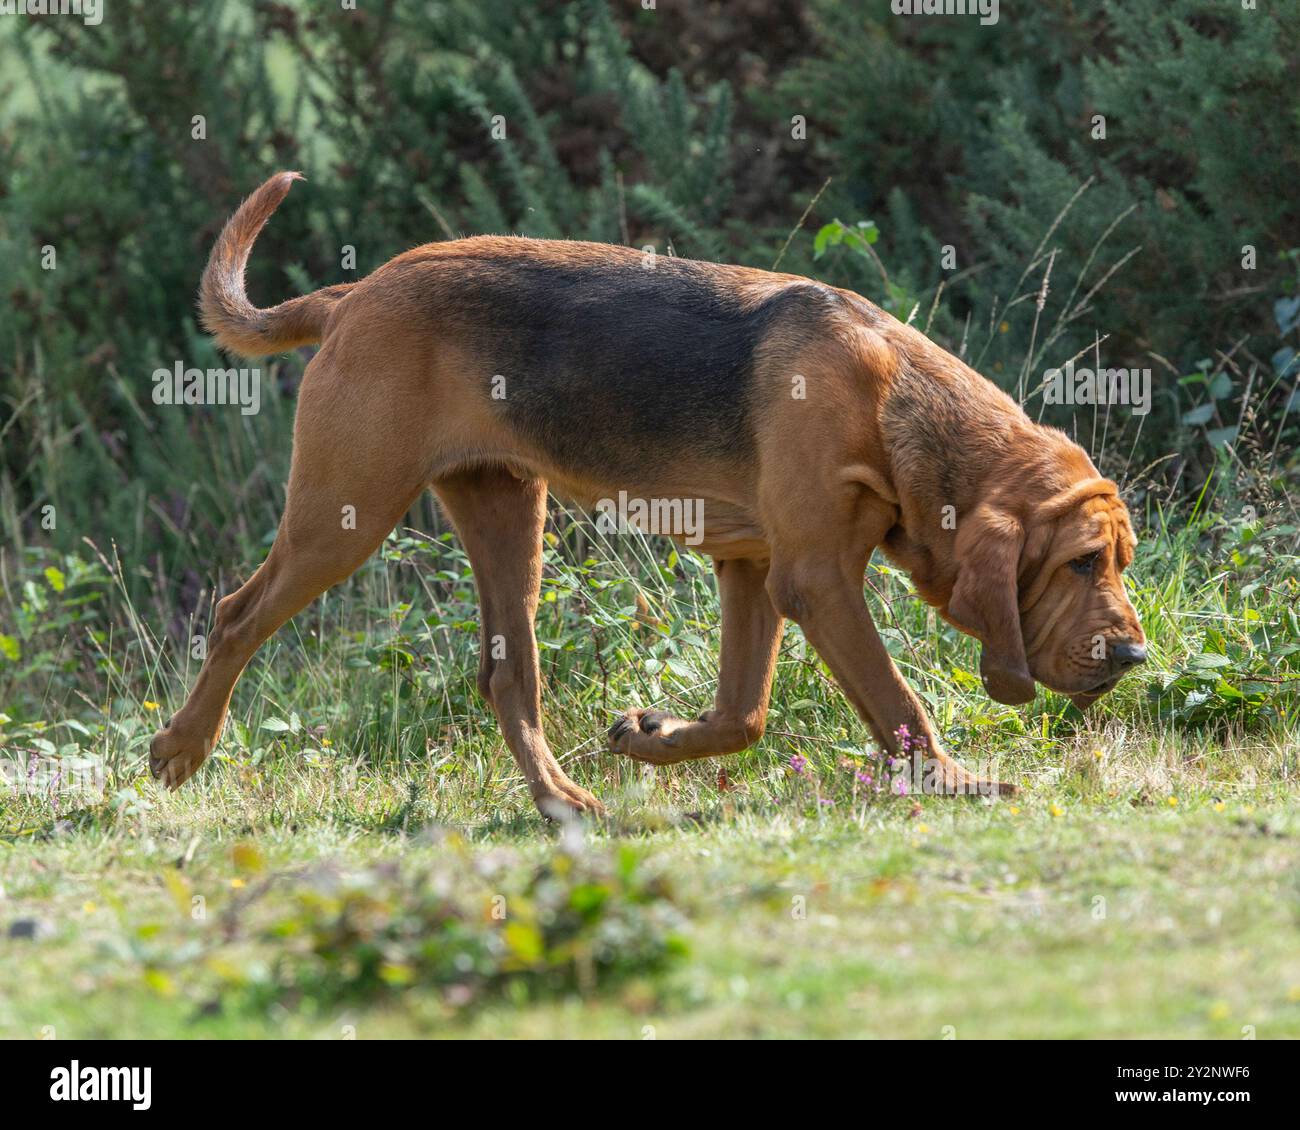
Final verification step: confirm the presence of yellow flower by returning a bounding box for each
[1167,796,1178,808]
[142,701,160,712]
[1008,805,1021,815]
[918,823,930,834]
[229,878,245,889]
[1049,803,1064,818]
[1092,749,1104,760]
[321,738,332,747]
[1213,801,1226,813]
[82,901,96,914]
[1208,1001,1230,1021]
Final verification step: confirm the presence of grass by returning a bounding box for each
[1,497,1298,1038]
[1,776,1297,1039]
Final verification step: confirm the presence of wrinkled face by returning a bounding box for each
[1020,494,1146,707]
[942,477,1146,709]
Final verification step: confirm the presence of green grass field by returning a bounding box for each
[2,788,1298,1039]
[2,501,1297,1039]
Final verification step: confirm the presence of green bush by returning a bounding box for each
[216,844,688,1012]
[3,0,1296,577]
[785,0,1300,485]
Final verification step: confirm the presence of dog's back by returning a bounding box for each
[202,173,852,494]
[362,238,835,480]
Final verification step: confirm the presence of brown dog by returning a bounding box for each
[149,172,1146,815]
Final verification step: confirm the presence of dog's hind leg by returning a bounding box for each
[433,468,604,819]
[149,349,429,788]
[608,557,785,765]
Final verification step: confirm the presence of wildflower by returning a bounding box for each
[789,754,808,775]
[1166,796,1178,808]
[1049,803,1064,818]
[143,701,160,712]
[229,878,245,890]
[894,777,909,797]
[855,771,872,786]
[1213,801,1226,813]
[1008,805,1020,815]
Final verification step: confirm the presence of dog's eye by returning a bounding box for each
[1069,552,1100,576]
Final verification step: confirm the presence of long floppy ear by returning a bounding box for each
[946,505,1036,705]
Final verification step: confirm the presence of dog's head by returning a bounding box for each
[944,465,1146,708]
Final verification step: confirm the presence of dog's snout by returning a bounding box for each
[1110,640,1147,671]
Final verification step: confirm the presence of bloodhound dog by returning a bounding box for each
[149,172,1147,815]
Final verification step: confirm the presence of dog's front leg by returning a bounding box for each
[766,553,1015,797]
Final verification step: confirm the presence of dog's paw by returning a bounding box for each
[607,707,690,765]
[533,777,606,821]
[148,724,212,790]
[950,775,1017,798]
[930,760,1016,798]
[983,777,1016,797]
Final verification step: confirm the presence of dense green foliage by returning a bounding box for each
[2,1,1297,567]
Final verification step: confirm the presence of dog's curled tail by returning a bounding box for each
[199,171,355,357]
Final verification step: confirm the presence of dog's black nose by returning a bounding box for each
[1110,641,1147,670]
